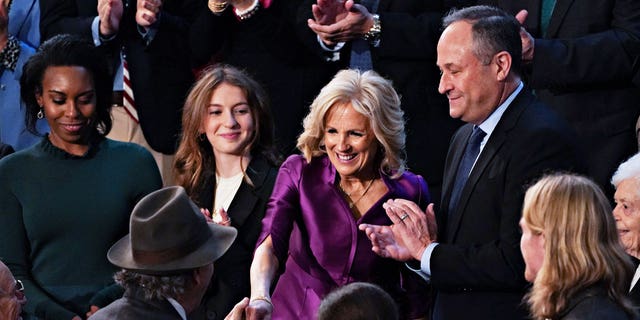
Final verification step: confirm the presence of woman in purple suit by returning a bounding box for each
[244,69,430,319]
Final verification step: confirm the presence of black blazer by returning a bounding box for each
[558,285,632,320]
[189,156,278,320]
[39,0,198,154]
[0,143,14,159]
[188,0,337,155]
[629,256,640,307]
[479,0,640,199]
[430,89,584,320]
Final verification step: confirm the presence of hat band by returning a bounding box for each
[131,231,211,267]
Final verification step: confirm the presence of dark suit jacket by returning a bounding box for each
[629,256,640,307]
[480,0,640,199]
[189,0,337,155]
[299,0,464,206]
[189,156,278,320]
[39,0,198,154]
[558,285,632,320]
[0,143,14,159]
[90,286,183,320]
[430,89,584,320]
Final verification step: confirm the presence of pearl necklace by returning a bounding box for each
[339,178,375,209]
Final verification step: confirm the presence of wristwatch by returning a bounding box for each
[363,14,381,46]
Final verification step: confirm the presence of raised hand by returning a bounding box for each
[515,10,535,63]
[136,0,162,29]
[98,0,124,37]
[311,0,348,25]
[307,0,373,45]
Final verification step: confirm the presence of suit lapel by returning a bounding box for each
[227,157,270,227]
[546,0,575,38]
[526,0,543,36]
[446,90,532,242]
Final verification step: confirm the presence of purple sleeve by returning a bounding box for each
[255,155,304,263]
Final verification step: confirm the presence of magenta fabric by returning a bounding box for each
[257,155,431,319]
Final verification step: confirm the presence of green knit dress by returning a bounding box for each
[0,136,162,319]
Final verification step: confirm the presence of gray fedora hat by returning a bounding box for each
[107,186,237,274]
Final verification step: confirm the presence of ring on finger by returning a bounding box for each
[399,213,409,221]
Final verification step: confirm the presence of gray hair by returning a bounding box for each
[611,152,640,188]
[297,69,407,178]
[442,5,522,75]
[114,270,191,300]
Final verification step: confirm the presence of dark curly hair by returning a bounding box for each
[20,34,113,136]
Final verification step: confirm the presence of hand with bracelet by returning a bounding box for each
[307,0,376,45]
[208,0,259,19]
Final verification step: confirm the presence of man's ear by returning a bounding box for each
[494,51,512,81]
[191,264,213,287]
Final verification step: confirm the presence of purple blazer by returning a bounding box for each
[257,155,431,319]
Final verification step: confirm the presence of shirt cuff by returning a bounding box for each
[406,242,438,281]
[93,16,116,46]
[137,23,159,46]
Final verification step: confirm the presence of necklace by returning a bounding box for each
[340,178,376,209]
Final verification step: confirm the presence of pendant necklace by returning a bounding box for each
[340,178,376,209]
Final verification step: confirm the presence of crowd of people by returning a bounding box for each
[0,0,639,319]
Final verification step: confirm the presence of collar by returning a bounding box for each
[166,297,187,320]
[0,36,20,72]
[477,81,524,149]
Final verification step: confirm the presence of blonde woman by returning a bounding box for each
[173,65,281,319]
[245,69,430,319]
[520,173,636,319]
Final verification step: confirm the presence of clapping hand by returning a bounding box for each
[359,200,437,262]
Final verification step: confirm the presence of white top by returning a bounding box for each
[213,172,244,216]
[166,297,187,320]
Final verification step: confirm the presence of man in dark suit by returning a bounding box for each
[479,0,640,200]
[305,0,465,206]
[39,0,198,185]
[359,6,583,319]
[90,186,237,320]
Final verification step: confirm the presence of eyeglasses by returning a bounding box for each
[15,280,23,294]
[2,279,24,299]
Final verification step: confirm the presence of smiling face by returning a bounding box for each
[519,218,545,282]
[437,21,502,125]
[323,103,378,180]
[36,66,96,156]
[613,178,640,258]
[202,83,255,158]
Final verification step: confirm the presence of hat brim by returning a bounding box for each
[107,222,237,275]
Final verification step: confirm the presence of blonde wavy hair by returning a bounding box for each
[296,69,406,178]
[522,173,635,319]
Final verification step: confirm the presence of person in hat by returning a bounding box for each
[90,186,237,320]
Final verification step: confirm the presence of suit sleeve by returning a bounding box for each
[295,0,446,62]
[429,120,582,290]
[39,0,95,41]
[529,0,640,89]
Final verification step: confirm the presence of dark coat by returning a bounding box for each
[431,88,584,320]
[39,0,198,154]
[189,156,278,320]
[558,285,632,320]
[479,0,640,199]
[90,286,183,320]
